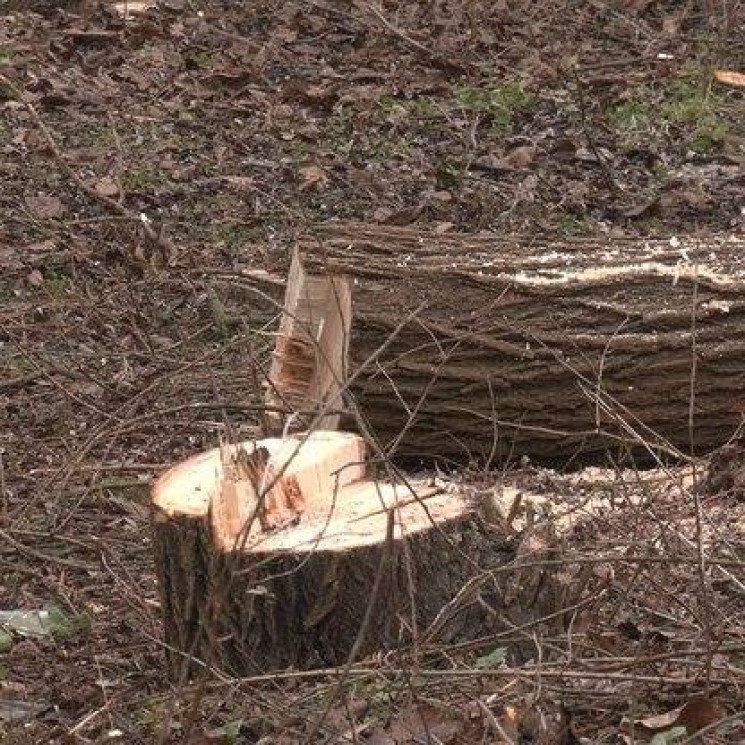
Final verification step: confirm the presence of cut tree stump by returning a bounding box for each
[152,431,556,675]
[252,224,745,464]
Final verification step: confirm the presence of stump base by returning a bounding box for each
[152,432,567,675]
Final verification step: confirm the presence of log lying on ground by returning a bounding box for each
[275,224,745,464]
[152,431,563,676]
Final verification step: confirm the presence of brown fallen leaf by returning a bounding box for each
[26,193,64,220]
[637,697,726,734]
[715,70,745,89]
[27,269,44,287]
[677,697,727,733]
[299,164,329,192]
[372,207,393,223]
[367,730,395,745]
[503,145,536,169]
[662,12,684,35]
[221,176,255,193]
[320,698,368,738]
[387,703,461,744]
[94,176,119,198]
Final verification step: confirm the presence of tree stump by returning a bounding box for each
[151,431,551,676]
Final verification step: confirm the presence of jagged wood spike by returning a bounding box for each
[265,247,352,433]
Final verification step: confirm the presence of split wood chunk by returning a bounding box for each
[265,248,352,433]
[211,432,380,552]
[151,431,568,676]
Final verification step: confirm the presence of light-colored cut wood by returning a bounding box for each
[153,431,443,554]
[266,248,352,432]
[152,435,568,676]
[210,431,369,551]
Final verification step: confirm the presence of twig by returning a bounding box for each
[570,65,618,191]
[359,2,467,72]
[0,527,97,572]
[305,509,396,742]
[689,264,715,685]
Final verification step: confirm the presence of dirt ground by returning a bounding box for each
[1,1,744,743]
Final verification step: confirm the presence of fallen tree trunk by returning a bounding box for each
[152,431,561,676]
[275,224,745,464]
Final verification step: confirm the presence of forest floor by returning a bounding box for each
[1,0,745,742]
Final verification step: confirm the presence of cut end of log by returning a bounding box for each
[152,431,454,554]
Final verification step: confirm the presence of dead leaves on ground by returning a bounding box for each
[715,70,745,89]
[628,696,728,742]
[94,175,119,197]
[298,690,731,743]
[299,163,330,192]
[318,696,578,745]
[25,193,65,220]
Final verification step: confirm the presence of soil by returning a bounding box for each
[1,1,744,743]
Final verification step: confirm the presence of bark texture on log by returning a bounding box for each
[152,438,566,676]
[280,224,745,464]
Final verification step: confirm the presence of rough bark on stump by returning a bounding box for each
[240,224,745,463]
[152,432,562,677]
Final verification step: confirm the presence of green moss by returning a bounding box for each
[607,98,654,151]
[324,104,358,156]
[183,49,214,69]
[378,95,406,118]
[215,222,252,252]
[367,133,414,161]
[136,698,176,738]
[456,84,536,131]
[559,214,594,236]
[443,160,467,180]
[379,85,534,132]
[379,95,439,119]
[609,73,730,155]
[41,267,74,297]
[45,604,92,640]
[661,79,728,153]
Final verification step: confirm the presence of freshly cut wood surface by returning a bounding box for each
[152,430,443,553]
[265,248,351,433]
